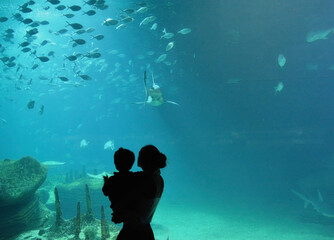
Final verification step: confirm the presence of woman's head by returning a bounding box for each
[138,145,166,172]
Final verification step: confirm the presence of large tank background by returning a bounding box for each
[1,0,334,239]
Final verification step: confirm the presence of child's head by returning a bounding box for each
[114,147,135,172]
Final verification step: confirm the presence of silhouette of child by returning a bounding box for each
[102,147,135,223]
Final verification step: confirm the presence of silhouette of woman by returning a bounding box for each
[116,145,167,240]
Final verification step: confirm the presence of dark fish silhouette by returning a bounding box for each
[63,13,75,18]
[27,100,35,109]
[0,17,8,22]
[58,76,69,81]
[39,105,44,115]
[66,21,83,30]
[36,56,50,62]
[20,8,33,13]
[68,5,82,11]
[72,38,86,45]
[91,34,104,40]
[47,0,60,5]
[83,10,96,16]
[56,5,66,10]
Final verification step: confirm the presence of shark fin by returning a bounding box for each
[317,190,324,202]
[166,100,179,106]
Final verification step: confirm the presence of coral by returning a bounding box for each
[74,201,81,240]
[85,184,94,222]
[54,187,62,227]
[84,226,96,240]
[101,205,107,240]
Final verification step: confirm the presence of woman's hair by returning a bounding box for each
[114,147,135,171]
[138,145,166,171]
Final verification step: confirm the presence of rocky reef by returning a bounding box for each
[17,184,120,240]
[0,156,52,240]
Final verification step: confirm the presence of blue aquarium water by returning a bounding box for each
[1,0,334,239]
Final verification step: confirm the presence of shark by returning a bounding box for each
[41,161,66,166]
[87,171,112,179]
[136,71,179,106]
[306,28,333,43]
[292,189,334,218]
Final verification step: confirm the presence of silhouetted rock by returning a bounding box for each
[0,156,50,240]
[0,156,47,207]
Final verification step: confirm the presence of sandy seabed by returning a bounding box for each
[152,200,334,240]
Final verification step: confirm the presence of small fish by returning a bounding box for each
[19,41,30,47]
[21,47,31,53]
[6,62,16,68]
[150,23,157,30]
[57,28,68,34]
[58,76,69,81]
[47,0,60,5]
[78,74,92,80]
[32,63,39,69]
[1,57,9,62]
[48,51,55,57]
[102,18,119,26]
[5,28,14,34]
[29,21,40,27]
[104,140,115,150]
[39,105,44,115]
[139,16,156,26]
[136,7,148,14]
[26,28,38,35]
[116,24,126,30]
[278,54,286,68]
[27,100,35,109]
[75,29,86,35]
[122,16,134,23]
[68,5,81,11]
[83,0,97,5]
[161,28,174,39]
[20,7,33,13]
[274,82,284,94]
[178,28,192,35]
[166,41,174,51]
[86,27,95,33]
[65,55,77,61]
[55,5,66,10]
[66,21,83,30]
[83,10,96,16]
[91,34,104,40]
[41,39,50,46]
[80,139,89,148]
[21,18,33,24]
[72,38,86,45]
[122,8,135,14]
[39,20,49,25]
[36,56,50,62]
[156,54,167,63]
[0,118,7,124]
[0,17,8,22]
[85,52,101,58]
[63,13,75,18]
